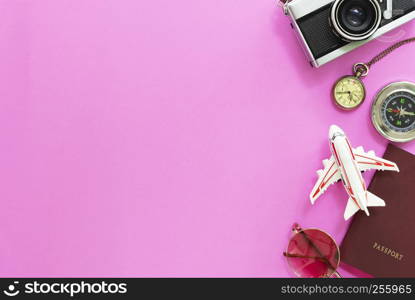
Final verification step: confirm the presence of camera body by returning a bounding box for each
[283,0,415,67]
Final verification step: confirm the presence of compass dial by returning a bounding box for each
[333,76,366,110]
[382,91,415,132]
[372,82,415,142]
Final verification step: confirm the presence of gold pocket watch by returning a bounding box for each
[332,63,367,110]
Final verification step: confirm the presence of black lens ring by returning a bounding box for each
[330,0,381,41]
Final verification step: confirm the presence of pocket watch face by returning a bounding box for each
[372,82,415,142]
[333,76,366,110]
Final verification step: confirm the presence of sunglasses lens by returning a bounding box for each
[286,229,340,278]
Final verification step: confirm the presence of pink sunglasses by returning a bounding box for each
[283,223,342,278]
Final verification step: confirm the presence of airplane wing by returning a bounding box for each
[353,146,400,172]
[310,156,341,204]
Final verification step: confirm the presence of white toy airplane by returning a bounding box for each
[310,125,400,220]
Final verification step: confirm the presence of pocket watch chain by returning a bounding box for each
[353,37,415,78]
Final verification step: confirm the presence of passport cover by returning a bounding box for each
[340,144,415,277]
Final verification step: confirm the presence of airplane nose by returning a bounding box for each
[329,125,339,139]
[329,125,344,139]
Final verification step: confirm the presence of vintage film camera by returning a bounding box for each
[282,0,415,67]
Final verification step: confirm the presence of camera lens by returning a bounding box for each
[331,0,381,41]
[345,6,367,27]
[340,1,375,34]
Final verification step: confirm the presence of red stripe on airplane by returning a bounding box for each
[355,154,395,167]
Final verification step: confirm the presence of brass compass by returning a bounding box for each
[372,81,415,142]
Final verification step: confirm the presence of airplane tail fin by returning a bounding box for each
[344,192,386,220]
[357,192,370,216]
[366,191,386,207]
[344,197,360,220]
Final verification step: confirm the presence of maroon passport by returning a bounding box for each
[341,144,415,277]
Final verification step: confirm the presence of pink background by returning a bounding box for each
[0,0,414,277]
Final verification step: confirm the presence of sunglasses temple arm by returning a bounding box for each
[284,252,343,278]
[299,231,339,272]
[331,270,342,278]
[283,252,328,262]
